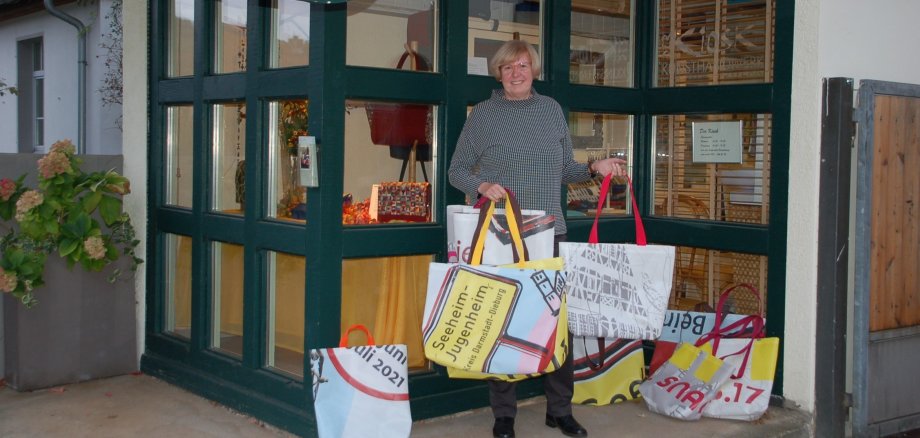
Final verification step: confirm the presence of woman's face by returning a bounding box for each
[499,53,534,100]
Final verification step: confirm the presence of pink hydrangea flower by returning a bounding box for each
[84,236,107,260]
[0,178,15,201]
[0,267,17,293]
[14,190,43,221]
[37,151,72,179]
[50,139,76,155]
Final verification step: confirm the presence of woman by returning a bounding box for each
[448,40,626,438]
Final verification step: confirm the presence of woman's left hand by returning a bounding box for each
[591,158,628,177]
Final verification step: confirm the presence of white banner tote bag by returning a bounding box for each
[311,325,412,438]
[447,195,554,265]
[560,175,675,339]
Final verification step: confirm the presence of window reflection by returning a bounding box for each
[343,99,436,225]
[266,251,305,379]
[346,0,438,72]
[268,99,309,222]
[214,0,247,74]
[570,0,634,87]
[652,114,770,225]
[566,112,632,217]
[670,247,766,317]
[269,0,310,68]
[657,0,774,87]
[164,233,192,339]
[211,103,246,215]
[211,241,244,358]
[166,105,193,208]
[167,0,194,77]
[468,1,542,77]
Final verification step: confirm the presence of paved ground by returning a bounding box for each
[0,373,814,437]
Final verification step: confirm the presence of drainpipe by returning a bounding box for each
[44,0,87,154]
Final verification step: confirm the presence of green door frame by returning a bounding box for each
[143,1,793,435]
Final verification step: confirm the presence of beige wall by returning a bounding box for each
[123,0,148,363]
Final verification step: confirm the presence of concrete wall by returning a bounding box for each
[122,0,147,365]
[786,0,920,413]
[0,0,122,154]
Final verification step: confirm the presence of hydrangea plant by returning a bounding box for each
[0,140,142,307]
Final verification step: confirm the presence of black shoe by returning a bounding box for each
[492,416,515,438]
[545,414,588,437]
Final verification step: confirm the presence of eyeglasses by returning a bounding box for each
[500,62,531,74]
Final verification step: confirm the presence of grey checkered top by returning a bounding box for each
[448,89,592,235]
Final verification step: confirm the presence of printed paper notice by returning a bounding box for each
[691,121,743,163]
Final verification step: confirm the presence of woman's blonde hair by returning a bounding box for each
[489,40,541,81]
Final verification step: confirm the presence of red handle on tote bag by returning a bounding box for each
[339,324,376,347]
[589,174,646,246]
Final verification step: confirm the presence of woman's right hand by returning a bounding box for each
[477,183,507,203]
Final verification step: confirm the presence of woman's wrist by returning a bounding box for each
[587,160,599,177]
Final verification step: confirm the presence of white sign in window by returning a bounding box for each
[692,121,743,164]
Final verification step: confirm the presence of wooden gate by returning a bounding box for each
[854,80,920,437]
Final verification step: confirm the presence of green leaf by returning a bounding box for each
[44,220,59,235]
[0,202,13,220]
[59,238,79,257]
[8,248,25,266]
[75,213,92,234]
[82,191,102,213]
[98,195,122,227]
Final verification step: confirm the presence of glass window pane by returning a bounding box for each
[570,0,634,87]
[657,0,774,87]
[212,241,244,357]
[266,251,305,379]
[269,0,311,69]
[166,105,194,208]
[566,112,633,217]
[670,248,767,318]
[341,255,433,372]
[168,0,194,77]
[268,99,309,222]
[468,1,542,77]
[214,0,247,74]
[212,103,246,214]
[164,233,192,339]
[346,1,438,72]
[343,99,436,225]
[34,76,44,148]
[652,114,770,225]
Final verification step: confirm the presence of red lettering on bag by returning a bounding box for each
[656,376,678,388]
[681,390,706,409]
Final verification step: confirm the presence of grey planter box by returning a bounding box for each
[1,153,138,391]
[2,258,138,391]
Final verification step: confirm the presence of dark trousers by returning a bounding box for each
[489,234,573,418]
[488,333,575,417]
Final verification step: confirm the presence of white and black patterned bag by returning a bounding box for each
[559,175,674,339]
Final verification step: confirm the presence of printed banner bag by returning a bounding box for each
[639,342,734,421]
[649,283,765,375]
[571,336,645,406]
[447,201,555,265]
[698,336,779,421]
[311,325,412,438]
[688,285,779,421]
[446,289,568,382]
[560,174,675,339]
[423,194,566,376]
